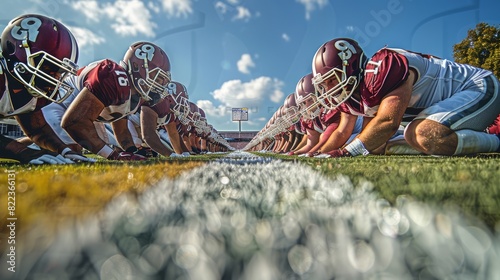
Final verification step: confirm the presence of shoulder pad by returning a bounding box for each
[364,48,409,99]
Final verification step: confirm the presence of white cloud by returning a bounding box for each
[70,0,156,37]
[197,100,227,117]
[296,0,328,20]
[215,1,228,15]
[67,25,105,48]
[282,33,290,42]
[70,1,101,22]
[160,0,193,18]
[70,0,195,38]
[269,87,284,103]
[237,54,255,74]
[227,0,239,4]
[104,1,156,37]
[148,1,161,13]
[211,76,285,109]
[233,6,251,21]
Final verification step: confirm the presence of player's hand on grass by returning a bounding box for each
[61,148,97,163]
[109,151,147,161]
[27,152,74,164]
[108,147,147,161]
[135,147,158,158]
[169,153,183,158]
[14,146,74,164]
[323,149,352,158]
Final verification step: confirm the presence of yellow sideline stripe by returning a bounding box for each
[0,161,205,237]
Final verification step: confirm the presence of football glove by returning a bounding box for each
[15,147,74,164]
[61,148,96,163]
[323,149,352,158]
[108,146,147,161]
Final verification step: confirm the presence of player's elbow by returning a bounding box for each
[61,112,79,132]
[377,117,401,136]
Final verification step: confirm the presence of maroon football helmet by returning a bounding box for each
[167,81,190,124]
[283,92,300,125]
[195,107,210,135]
[311,38,367,109]
[121,41,171,105]
[295,73,322,120]
[187,101,201,125]
[1,14,79,103]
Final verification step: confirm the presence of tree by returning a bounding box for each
[453,22,500,77]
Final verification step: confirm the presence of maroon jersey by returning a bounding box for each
[318,109,341,131]
[487,114,500,134]
[63,59,136,122]
[339,48,409,117]
[146,96,175,126]
[300,117,323,132]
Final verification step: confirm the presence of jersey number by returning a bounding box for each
[115,70,129,87]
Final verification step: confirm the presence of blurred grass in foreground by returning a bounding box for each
[268,153,500,231]
[0,157,213,237]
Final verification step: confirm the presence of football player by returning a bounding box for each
[43,41,171,160]
[0,14,81,164]
[312,38,500,157]
[290,73,362,156]
[185,101,203,154]
[133,80,190,157]
[283,94,307,153]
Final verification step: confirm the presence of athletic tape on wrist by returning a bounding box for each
[61,147,72,156]
[344,138,370,156]
[97,145,114,158]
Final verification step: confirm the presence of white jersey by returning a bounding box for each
[391,48,493,109]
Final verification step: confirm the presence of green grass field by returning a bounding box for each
[273,153,500,231]
[1,153,499,237]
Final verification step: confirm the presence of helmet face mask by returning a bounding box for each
[283,93,301,124]
[284,106,300,124]
[296,93,321,120]
[295,73,322,120]
[16,51,78,102]
[167,81,190,124]
[1,14,79,103]
[194,108,207,134]
[313,68,358,110]
[312,38,366,110]
[134,64,171,102]
[173,98,190,125]
[122,42,171,105]
[191,111,201,124]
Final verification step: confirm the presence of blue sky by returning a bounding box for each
[1,0,499,132]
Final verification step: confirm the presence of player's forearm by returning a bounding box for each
[143,133,171,156]
[358,118,400,152]
[111,119,136,150]
[15,113,68,154]
[319,130,351,153]
[182,136,193,152]
[164,123,184,154]
[295,142,315,154]
[63,120,107,154]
